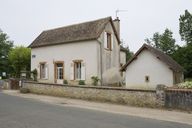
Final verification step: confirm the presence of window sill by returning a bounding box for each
[70,79,84,81]
[104,48,112,51]
[40,78,48,80]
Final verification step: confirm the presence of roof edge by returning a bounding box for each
[29,38,97,48]
[121,43,183,72]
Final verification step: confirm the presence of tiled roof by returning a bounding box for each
[29,17,120,48]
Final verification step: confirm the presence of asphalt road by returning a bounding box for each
[0,92,191,128]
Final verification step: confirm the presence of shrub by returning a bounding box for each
[79,80,85,85]
[63,80,68,84]
[178,81,192,89]
[91,76,100,86]
[32,69,38,81]
[20,88,30,93]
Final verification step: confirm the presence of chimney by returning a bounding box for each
[113,17,120,39]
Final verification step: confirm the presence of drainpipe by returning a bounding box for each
[97,40,103,86]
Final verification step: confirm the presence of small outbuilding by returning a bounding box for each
[121,44,184,89]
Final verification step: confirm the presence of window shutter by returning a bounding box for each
[70,63,74,80]
[81,62,86,80]
[104,32,107,49]
[45,64,48,79]
[111,34,113,50]
[38,64,40,79]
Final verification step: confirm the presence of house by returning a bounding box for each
[121,44,184,88]
[29,17,124,85]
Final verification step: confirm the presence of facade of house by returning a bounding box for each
[121,44,184,88]
[29,17,124,85]
[120,46,127,66]
[119,46,127,81]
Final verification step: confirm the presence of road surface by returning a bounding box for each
[0,92,191,128]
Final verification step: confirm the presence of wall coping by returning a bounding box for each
[165,88,192,92]
[24,81,156,93]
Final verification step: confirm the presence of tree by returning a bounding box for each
[0,29,13,78]
[120,40,134,62]
[145,28,177,55]
[179,10,192,45]
[8,46,31,78]
[172,45,192,78]
[124,46,134,62]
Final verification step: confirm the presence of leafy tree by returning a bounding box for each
[145,32,161,48]
[176,10,192,79]
[124,46,134,62]
[179,10,192,45]
[120,44,133,62]
[172,44,192,78]
[0,29,13,78]
[8,46,31,78]
[145,28,177,55]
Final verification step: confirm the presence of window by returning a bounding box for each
[40,63,46,79]
[70,60,85,81]
[107,33,111,50]
[104,32,113,50]
[145,76,150,82]
[32,55,36,58]
[74,62,81,80]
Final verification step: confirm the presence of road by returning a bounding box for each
[0,92,191,128]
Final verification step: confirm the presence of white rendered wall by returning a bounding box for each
[120,51,126,65]
[97,22,121,84]
[125,50,173,88]
[31,40,98,84]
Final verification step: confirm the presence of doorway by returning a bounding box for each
[54,62,64,84]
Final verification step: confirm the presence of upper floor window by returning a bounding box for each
[32,55,36,58]
[107,33,111,50]
[104,32,113,50]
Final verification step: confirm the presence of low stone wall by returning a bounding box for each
[1,80,10,89]
[165,88,192,110]
[1,79,20,90]
[23,82,159,108]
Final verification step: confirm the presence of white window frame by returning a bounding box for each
[71,60,85,81]
[57,66,63,80]
[74,61,82,80]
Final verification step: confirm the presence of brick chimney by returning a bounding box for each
[113,17,120,39]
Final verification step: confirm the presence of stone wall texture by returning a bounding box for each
[165,89,192,110]
[23,82,159,108]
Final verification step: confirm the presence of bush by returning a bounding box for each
[91,76,100,86]
[63,80,68,84]
[79,80,85,85]
[32,69,38,81]
[178,81,192,89]
[20,88,30,93]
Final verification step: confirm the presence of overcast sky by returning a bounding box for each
[1,0,192,52]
